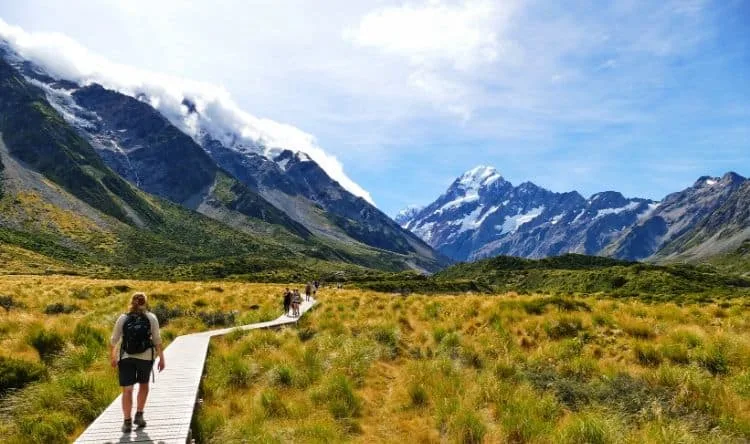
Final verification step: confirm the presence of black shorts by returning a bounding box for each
[118,358,154,387]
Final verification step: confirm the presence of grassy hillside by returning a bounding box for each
[706,240,750,277]
[354,254,750,302]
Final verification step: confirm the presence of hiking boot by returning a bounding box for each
[122,419,132,433]
[134,412,147,428]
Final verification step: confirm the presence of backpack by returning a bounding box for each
[122,312,153,355]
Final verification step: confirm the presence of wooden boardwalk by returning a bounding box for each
[75,298,317,444]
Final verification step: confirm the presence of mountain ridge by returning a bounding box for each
[0,54,446,277]
[398,165,748,267]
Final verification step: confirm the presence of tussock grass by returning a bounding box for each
[0,275,288,442]
[3,276,750,442]
[196,288,750,442]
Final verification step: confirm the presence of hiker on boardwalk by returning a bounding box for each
[283,288,292,316]
[292,289,302,316]
[110,292,165,433]
[305,283,312,302]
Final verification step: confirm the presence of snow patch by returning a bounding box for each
[456,204,500,234]
[572,209,587,223]
[438,193,479,212]
[595,201,640,219]
[550,214,564,225]
[496,206,545,235]
[412,222,436,243]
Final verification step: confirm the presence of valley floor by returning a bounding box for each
[1,276,750,442]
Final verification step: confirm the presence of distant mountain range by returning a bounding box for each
[0,42,447,277]
[397,166,750,265]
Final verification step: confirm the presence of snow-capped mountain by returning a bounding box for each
[0,42,447,270]
[394,206,424,226]
[607,172,748,260]
[400,166,750,262]
[399,166,658,261]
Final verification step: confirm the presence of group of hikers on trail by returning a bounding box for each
[282,280,319,317]
[109,283,320,434]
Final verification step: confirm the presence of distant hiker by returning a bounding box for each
[313,280,320,296]
[305,283,312,302]
[293,289,302,316]
[283,288,292,316]
[110,292,165,433]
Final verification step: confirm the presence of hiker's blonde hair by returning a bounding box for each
[129,292,148,313]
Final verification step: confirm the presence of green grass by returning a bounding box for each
[354,254,750,302]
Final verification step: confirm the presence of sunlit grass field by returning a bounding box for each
[199,289,750,443]
[0,276,283,443]
[1,276,750,443]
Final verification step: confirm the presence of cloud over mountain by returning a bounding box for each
[0,17,374,204]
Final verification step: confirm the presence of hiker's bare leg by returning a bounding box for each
[122,386,134,419]
[136,383,149,411]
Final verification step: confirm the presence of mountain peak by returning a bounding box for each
[457,165,503,189]
[394,205,424,227]
[694,172,745,189]
[722,171,746,184]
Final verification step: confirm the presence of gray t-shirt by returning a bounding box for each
[111,311,162,361]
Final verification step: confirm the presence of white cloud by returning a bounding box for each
[345,0,516,118]
[344,0,501,70]
[0,17,375,205]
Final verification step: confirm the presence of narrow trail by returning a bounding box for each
[75,297,318,443]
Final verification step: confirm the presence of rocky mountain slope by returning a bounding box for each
[0,43,447,272]
[0,54,445,276]
[608,173,746,260]
[399,166,749,264]
[4,42,448,270]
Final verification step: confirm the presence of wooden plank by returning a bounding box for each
[74,298,316,443]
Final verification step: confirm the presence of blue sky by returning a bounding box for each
[0,0,748,216]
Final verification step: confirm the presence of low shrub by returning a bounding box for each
[259,389,288,418]
[545,316,585,339]
[697,341,730,375]
[660,343,691,365]
[297,327,316,342]
[321,375,361,419]
[271,365,294,387]
[71,322,106,352]
[0,356,47,395]
[634,343,662,367]
[620,320,656,339]
[43,303,79,315]
[451,408,486,444]
[372,325,399,358]
[27,327,66,363]
[224,356,253,388]
[408,382,429,407]
[0,294,17,312]
[71,288,92,300]
[559,411,620,444]
[151,302,184,326]
[497,384,560,442]
[197,310,237,327]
